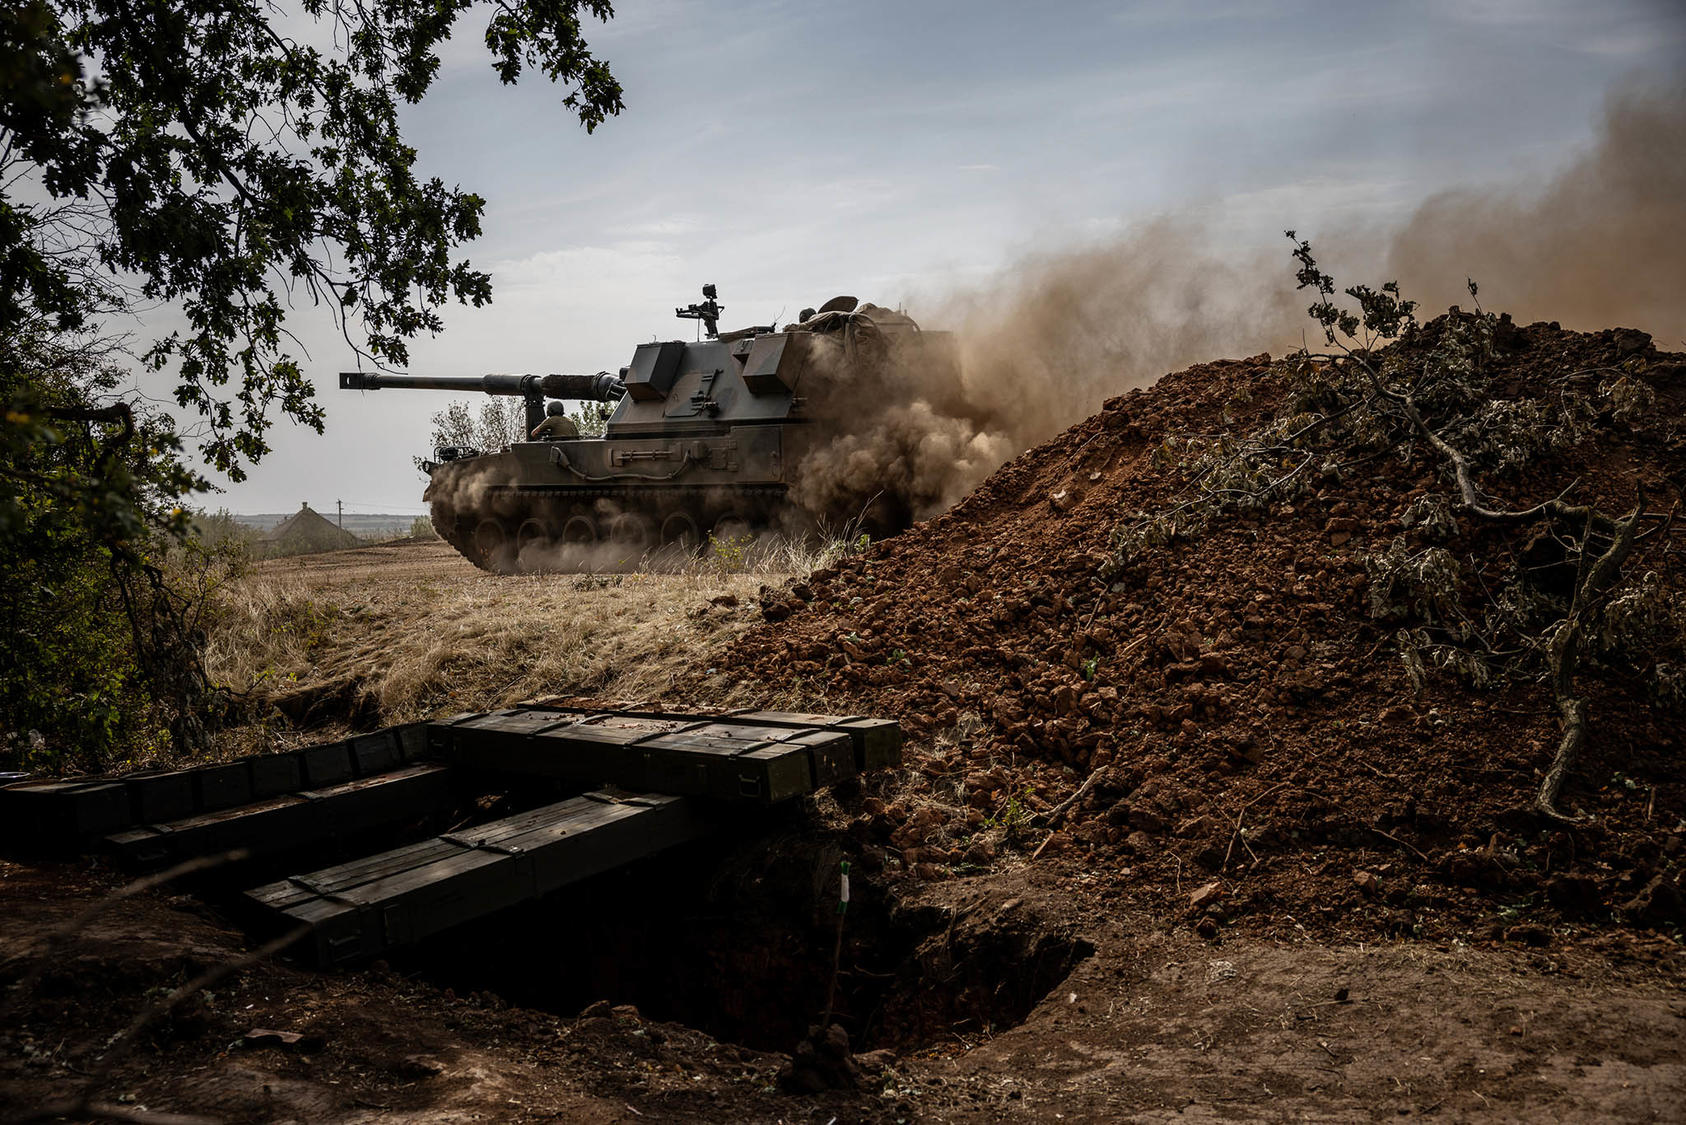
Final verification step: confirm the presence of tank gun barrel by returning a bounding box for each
[338,371,625,401]
[539,372,627,401]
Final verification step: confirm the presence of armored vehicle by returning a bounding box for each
[341,287,953,572]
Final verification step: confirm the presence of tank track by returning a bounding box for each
[431,484,797,573]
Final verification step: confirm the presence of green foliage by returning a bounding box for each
[1,538,143,769]
[983,786,1036,840]
[0,329,219,770]
[410,514,437,539]
[424,397,528,465]
[706,531,754,571]
[2,2,623,769]
[1288,230,1418,345]
[191,509,258,553]
[416,398,610,467]
[568,400,614,437]
[4,0,623,476]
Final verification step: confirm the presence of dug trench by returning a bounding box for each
[384,810,1095,1055]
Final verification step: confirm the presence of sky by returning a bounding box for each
[161,0,1686,516]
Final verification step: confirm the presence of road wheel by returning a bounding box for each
[660,511,701,551]
[561,514,597,544]
[472,518,516,573]
[608,512,654,552]
[515,518,555,572]
[711,512,753,544]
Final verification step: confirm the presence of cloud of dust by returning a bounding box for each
[1385,80,1686,345]
[791,79,1686,530]
[789,223,1305,527]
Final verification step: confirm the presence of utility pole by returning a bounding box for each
[336,500,343,528]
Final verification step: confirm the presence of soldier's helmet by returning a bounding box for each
[545,400,568,417]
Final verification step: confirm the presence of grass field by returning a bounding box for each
[204,538,791,747]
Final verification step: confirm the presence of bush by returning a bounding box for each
[0,332,220,773]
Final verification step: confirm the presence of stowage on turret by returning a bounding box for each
[340,286,955,572]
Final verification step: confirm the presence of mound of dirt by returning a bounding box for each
[724,315,1686,942]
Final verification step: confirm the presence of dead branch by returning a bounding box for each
[1371,827,1431,863]
[1536,494,1646,820]
[1223,782,1292,872]
[1283,247,1680,822]
[1035,766,1109,831]
[1030,766,1115,858]
[1342,351,1596,528]
[1337,345,1664,819]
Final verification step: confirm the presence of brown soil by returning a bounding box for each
[4,860,1682,1123]
[721,316,1686,944]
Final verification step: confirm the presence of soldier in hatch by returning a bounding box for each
[529,400,579,440]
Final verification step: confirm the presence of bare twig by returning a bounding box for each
[61,926,312,1111]
[1371,827,1431,863]
[1031,771,1106,860]
[1223,782,1291,872]
[1036,767,1109,831]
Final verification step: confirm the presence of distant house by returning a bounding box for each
[261,502,361,558]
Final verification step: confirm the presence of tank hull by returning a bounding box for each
[424,426,808,572]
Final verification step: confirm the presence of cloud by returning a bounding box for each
[1426,0,1686,56]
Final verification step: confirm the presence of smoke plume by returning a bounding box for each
[789,226,1306,526]
[791,79,1686,530]
[1387,80,1686,343]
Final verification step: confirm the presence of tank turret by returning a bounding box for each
[339,286,955,572]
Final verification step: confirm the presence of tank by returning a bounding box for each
[340,287,955,572]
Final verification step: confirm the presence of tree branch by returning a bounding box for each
[1536,493,1646,820]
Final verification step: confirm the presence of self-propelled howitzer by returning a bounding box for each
[340,288,953,572]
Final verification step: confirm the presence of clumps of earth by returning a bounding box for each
[727,314,1686,944]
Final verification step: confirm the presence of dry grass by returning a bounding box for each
[204,538,820,743]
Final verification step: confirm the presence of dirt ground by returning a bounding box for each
[2,856,1681,1123]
